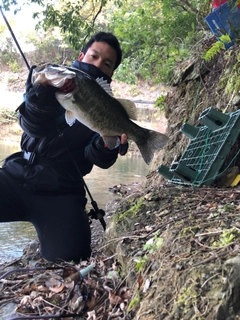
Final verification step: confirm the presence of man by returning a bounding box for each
[0,32,128,263]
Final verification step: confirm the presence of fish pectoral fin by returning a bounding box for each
[103,136,121,150]
[117,99,138,120]
[65,110,76,126]
[96,77,113,97]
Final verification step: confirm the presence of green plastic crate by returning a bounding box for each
[158,107,240,186]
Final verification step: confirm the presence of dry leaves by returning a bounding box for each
[0,257,132,319]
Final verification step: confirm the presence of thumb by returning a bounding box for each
[120,134,128,144]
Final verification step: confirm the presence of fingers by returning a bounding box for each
[120,133,128,144]
[119,134,128,156]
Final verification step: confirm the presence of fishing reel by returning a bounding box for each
[87,201,106,231]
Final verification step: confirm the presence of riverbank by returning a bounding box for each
[0,110,21,144]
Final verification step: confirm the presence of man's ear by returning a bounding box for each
[77,52,84,61]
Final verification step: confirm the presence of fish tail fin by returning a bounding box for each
[137,130,169,165]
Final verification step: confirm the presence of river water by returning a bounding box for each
[0,142,149,263]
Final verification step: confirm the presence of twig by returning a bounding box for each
[193,238,238,250]
[201,273,221,288]
[195,231,223,237]
[0,279,23,284]
[41,298,70,314]
[102,253,117,262]
[192,249,237,267]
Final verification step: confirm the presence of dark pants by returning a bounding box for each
[0,168,91,263]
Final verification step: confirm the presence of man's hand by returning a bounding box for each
[25,65,59,106]
[119,134,128,155]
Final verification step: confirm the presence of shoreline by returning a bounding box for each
[0,122,22,144]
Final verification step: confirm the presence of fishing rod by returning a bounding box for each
[0,5,106,230]
[0,6,30,70]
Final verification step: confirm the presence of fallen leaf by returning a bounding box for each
[109,289,124,306]
[87,310,96,320]
[143,278,152,293]
[137,273,143,289]
[49,283,65,293]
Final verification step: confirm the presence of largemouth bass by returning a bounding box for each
[32,63,169,165]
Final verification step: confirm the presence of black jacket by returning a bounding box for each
[3,62,119,194]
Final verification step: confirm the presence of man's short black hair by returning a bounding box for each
[82,32,122,71]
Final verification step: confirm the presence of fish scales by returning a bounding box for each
[32,63,169,165]
[67,72,131,135]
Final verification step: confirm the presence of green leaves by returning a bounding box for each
[1,0,216,86]
[212,228,240,247]
[110,0,204,84]
[1,0,44,12]
[203,35,232,62]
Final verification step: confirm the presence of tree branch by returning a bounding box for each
[175,0,199,15]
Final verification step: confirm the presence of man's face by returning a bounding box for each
[78,41,117,78]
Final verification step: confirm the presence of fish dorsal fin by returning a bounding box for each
[96,77,138,120]
[96,77,113,96]
[117,99,138,120]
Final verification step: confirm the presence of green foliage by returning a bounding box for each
[143,232,163,254]
[36,0,110,51]
[24,30,70,64]
[0,109,18,123]
[1,0,44,12]
[110,0,206,84]
[213,228,240,247]
[114,57,137,84]
[155,94,166,111]
[223,203,235,212]
[203,35,232,62]
[115,197,144,223]
[135,255,148,272]
[0,0,220,85]
[7,59,20,72]
[135,231,163,272]
[218,55,240,97]
[127,290,141,312]
[0,34,22,71]
[174,283,199,313]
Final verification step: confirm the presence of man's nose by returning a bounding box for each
[93,59,103,70]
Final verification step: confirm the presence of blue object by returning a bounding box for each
[205,1,240,48]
